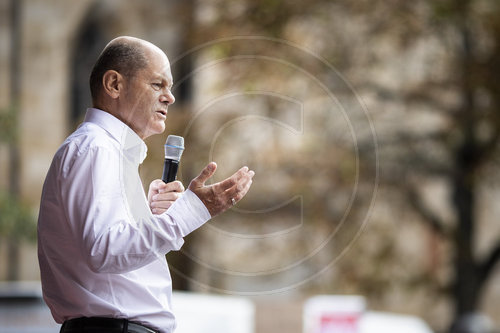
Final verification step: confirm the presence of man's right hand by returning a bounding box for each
[188,162,255,217]
[148,179,185,215]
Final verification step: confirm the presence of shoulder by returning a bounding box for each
[65,122,118,152]
[54,122,120,167]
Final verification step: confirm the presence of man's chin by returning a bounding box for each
[145,124,166,139]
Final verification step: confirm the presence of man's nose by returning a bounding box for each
[161,90,175,105]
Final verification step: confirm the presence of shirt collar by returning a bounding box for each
[84,108,148,164]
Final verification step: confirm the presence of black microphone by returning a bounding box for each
[162,135,185,183]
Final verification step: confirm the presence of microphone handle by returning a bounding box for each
[162,159,179,183]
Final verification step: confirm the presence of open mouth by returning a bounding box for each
[156,110,167,117]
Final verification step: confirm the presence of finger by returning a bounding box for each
[148,179,167,203]
[151,200,175,211]
[216,166,250,191]
[158,180,184,193]
[190,162,217,189]
[151,199,173,208]
[150,191,182,215]
[223,170,254,202]
[151,206,171,215]
[149,179,167,192]
[152,191,182,205]
[224,174,254,203]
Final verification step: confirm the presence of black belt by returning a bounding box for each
[60,317,158,333]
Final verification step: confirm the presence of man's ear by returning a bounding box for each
[102,70,123,99]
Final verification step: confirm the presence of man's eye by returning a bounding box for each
[152,83,162,89]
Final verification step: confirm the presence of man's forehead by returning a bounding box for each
[145,47,171,70]
[138,51,171,79]
[153,69,173,83]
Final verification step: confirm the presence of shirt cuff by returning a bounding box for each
[165,189,211,237]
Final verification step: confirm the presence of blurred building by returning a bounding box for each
[0,1,499,333]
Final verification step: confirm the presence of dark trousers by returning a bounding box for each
[60,317,158,333]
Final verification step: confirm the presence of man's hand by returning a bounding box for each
[148,180,185,215]
[189,162,255,217]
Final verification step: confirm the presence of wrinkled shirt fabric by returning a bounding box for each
[37,108,210,333]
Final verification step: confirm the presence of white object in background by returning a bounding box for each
[303,295,366,333]
[359,311,434,333]
[172,291,255,333]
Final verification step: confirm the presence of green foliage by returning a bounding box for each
[0,104,18,142]
[0,192,36,242]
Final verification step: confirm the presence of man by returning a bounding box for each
[37,36,254,333]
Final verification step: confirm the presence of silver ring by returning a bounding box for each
[231,198,236,206]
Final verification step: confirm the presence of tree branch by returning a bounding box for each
[478,242,500,287]
[407,186,450,239]
[477,127,500,166]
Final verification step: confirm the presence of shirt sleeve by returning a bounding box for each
[60,143,210,274]
[164,189,211,236]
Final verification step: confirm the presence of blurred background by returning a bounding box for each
[1,0,500,332]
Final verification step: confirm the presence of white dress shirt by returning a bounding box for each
[37,108,211,333]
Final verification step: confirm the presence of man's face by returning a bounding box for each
[119,48,175,140]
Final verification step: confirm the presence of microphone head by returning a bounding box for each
[164,135,184,161]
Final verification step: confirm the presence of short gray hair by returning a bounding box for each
[89,40,148,102]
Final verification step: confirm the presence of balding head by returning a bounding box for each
[87,36,175,139]
[89,36,160,104]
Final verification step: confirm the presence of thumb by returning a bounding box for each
[190,162,217,189]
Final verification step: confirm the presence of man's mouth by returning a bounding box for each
[156,110,167,118]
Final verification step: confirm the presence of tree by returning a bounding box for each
[0,0,35,281]
[172,0,500,330]
[401,0,500,327]
[330,0,500,330]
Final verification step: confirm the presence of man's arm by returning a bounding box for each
[60,145,207,274]
[69,148,253,274]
